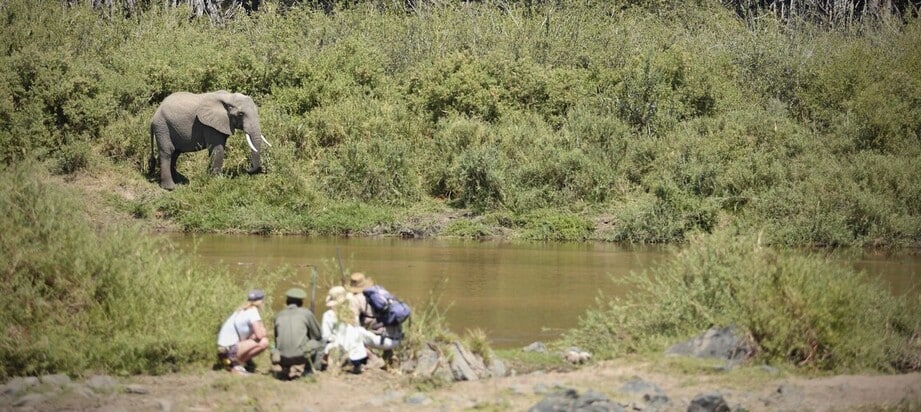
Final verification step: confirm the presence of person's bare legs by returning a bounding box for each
[236,337,269,363]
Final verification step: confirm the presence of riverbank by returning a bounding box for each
[4,158,920,412]
[5,356,921,411]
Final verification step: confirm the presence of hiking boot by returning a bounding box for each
[244,359,257,373]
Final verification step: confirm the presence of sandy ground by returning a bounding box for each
[5,358,921,412]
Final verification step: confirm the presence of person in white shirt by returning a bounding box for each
[321,286,380,374]
[217,289,270,375]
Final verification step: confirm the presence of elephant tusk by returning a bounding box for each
[260,135,272,147]
[245,133,259,153]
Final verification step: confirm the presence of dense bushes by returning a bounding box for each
[0,162,260,378]
[1,1,920,246]
[565,229,921,372]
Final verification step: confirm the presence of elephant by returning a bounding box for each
[149,91,271,190]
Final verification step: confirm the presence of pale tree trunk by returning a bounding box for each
[65,0,250,23]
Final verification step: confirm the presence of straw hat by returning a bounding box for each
[326,286,347,308]
[348,272,374,293]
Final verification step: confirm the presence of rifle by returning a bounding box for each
[309,266,318,314]
[336,247,346,286]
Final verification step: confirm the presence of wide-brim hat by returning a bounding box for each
[326,286,347,308]
[348,272,374,293]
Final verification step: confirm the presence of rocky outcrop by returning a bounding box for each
[665,326,755,363]
[403,341,508,383]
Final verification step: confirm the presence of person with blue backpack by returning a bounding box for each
[347,272,410,369]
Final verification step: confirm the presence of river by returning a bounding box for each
[163,234,921,349]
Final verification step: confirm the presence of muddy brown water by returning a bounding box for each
[163,234,921,349]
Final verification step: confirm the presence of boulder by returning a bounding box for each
[529,388,626,412]
[523,342,548,353]
[665,326,754,362]
[688,392,730,412]
[409,341,503,382]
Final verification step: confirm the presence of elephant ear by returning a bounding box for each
[196,97,233,136]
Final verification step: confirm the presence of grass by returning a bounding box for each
[0,162,263,379]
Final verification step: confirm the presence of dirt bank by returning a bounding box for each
[5,357,921,412]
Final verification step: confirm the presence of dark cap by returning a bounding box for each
[285,288,307,300]
[247,289,266,301]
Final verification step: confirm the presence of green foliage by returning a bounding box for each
[451,145,507,212]
[442,219,497,239]
[0,162,257,378]
[1,1,920,246]
[518,209,594,241]
[565,229,921,372]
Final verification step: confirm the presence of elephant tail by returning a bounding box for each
[147,127,156,178]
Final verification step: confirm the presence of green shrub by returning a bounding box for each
[566,229,921,372]
[408,53,505,124]
[442,219,497,239]
[450,145,507,212]
[518,209,593,241]
[421,115,492,200]
[0,162,253,378]
[317,134,420,206]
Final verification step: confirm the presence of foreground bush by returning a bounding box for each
[566,229,921,372]
[0,162,256,379]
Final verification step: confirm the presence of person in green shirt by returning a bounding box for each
[272,288,323,380]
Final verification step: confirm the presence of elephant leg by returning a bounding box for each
[209,145,225,175]
[159,151,176,191]
[171,152,188,185]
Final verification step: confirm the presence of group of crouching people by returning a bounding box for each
[216,272,406,378]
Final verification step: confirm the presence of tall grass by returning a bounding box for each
[0,162,274,379]
[565,229,921,372]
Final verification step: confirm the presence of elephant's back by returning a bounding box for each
[160,91,199,106]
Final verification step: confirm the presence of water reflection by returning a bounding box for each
[162,234,921,348]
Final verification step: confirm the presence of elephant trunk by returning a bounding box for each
[243,123,264,174]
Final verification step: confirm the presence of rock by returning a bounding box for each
[413,344,440,377]
[368,390,404,407]
[13,393,47,407]
[688,392,730,412]
[125,384,150,395]
[405,392,431,405]
[665,326,754,362]
[508,384,530,395]
[157,399,173,412]
[533,383,552,395]
[68,383,97,399]
[562,348,593,365]
[523,342,548,353]
[487,350,509,377]
[86,375,118,393]
[449,342,489,381]
[619,378,665,397]
[528,388,626,412]
[449,346,480,381]
[644,393,671,411]
[40,374,71,387]
[2,376,40,395]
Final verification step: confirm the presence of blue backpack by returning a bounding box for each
[363,285,411,326]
